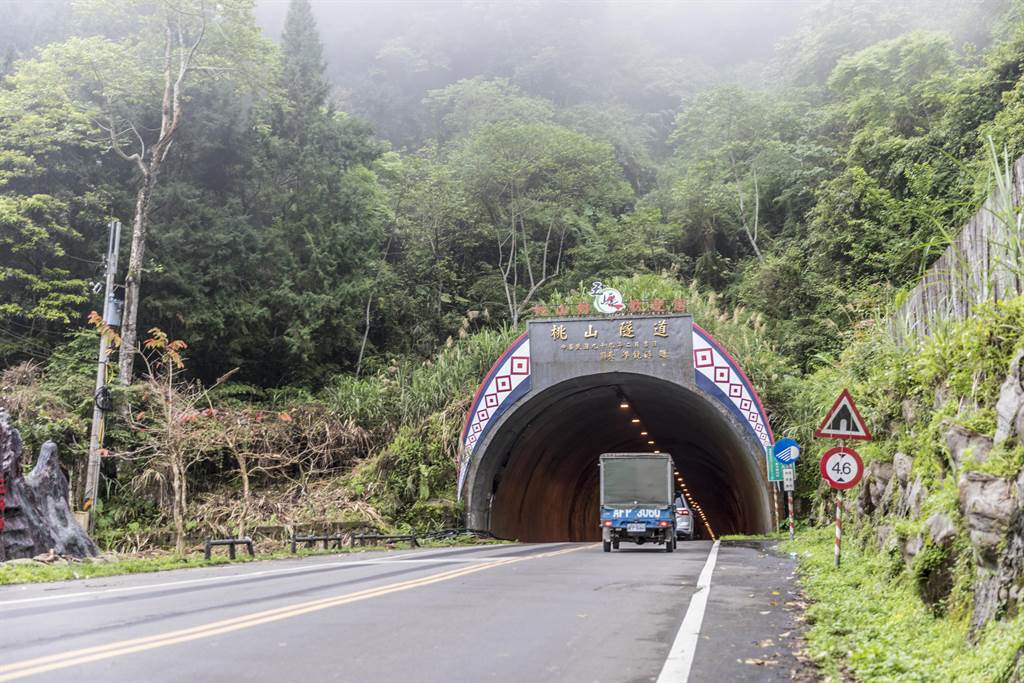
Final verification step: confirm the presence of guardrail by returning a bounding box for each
[418,528,498,541]
[204,537,255,560]
[290,534,349,553]
[351,533,420,548]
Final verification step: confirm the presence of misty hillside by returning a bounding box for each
[5,2,1024,678]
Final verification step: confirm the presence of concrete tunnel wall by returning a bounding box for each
[463,371,773,542]
[459,315,774,542]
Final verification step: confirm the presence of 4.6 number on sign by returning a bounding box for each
[818,446,864,490]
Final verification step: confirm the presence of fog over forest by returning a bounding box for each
[5,4,1024,674]
[254,0,1001,147]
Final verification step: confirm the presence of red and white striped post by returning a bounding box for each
[834,492,842,568]
[772,482,780,531]
[0,471,6,562]
[787,490,795,541]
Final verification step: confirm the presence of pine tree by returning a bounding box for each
[281,0,330,138]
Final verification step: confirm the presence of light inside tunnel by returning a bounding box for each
[469,372,771,542]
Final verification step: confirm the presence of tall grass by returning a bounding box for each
[321,326,521,438]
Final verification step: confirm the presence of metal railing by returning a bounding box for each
[203,537,255,560]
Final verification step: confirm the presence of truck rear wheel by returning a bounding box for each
[603,540,611,552]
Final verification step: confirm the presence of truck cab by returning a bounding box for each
[598,453,676,553]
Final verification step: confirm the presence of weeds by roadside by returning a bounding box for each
[782,527,1024,682]
[0,536,509,586]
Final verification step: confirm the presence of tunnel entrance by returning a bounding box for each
[459,314,774,542]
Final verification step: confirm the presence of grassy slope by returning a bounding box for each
[784,527,1024,683]
[773,297,1024,681]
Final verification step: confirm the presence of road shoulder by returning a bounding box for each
[686,539,819,682]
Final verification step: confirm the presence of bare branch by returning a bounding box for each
[99,111,146,175]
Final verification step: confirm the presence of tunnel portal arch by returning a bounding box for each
[459,315,774,541]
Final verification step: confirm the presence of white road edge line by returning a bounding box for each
[0,543,528,608]
[656,540,721,683]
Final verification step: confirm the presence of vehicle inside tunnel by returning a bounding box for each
[468,372,772,542]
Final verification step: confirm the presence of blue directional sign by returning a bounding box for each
[773,437,801,465]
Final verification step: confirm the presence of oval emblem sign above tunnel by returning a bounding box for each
[590,281,625,314]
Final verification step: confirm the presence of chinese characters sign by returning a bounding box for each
[529,315,693,391]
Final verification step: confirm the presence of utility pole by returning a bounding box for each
[84,220,122,533]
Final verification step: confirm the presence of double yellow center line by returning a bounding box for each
[0,545,588,681]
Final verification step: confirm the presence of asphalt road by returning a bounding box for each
[0,540,808,682]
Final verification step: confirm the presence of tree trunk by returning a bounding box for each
[171,456,186,555]
[118,167,160,384]
[236,454,250,538]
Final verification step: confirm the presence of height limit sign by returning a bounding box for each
[815,389,871,568]
[815,388,870,490]
[818,446,863,489]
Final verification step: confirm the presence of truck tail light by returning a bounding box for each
[677,509,689,515]
[658,520,670,528]
[603,520,613,527]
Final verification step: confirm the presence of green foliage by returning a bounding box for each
[6,8,1024,660]
[357,419,461,530]
[0,194,88,326]
[784,527,1024,682]
[0,553,252,586]
[322,325,519,433]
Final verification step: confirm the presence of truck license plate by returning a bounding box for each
[627,523,646,533]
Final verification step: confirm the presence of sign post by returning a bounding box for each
[819,444,864,567]
[771,482,779,531]
[835,487,842,568]
[0,471,5,562]
[782,465,796,540]
[773,438,800,541]
[815,389,871,568]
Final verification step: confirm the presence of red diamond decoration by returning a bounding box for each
[740,398,752,411]
[714,366,730,383]
[511,356,530,375]
[755,423,764,433]
[728,383,742,398]
[471,423,481,434]
[694,348,713,368]
[748,411,758,423]
[495,375,512,392]
[477,409,489,421]
[484,393,499,408]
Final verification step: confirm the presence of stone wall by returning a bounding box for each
[855,353,1024,639]
[892,155,1024,341]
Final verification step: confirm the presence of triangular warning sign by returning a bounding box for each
[815,389,872,441]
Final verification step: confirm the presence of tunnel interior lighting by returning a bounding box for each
[640,431,648,436]
[630,418,640,423]
[619,401,629,409]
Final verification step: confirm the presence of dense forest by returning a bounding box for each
[2,0,1024,541]
[8,2,1024,677]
